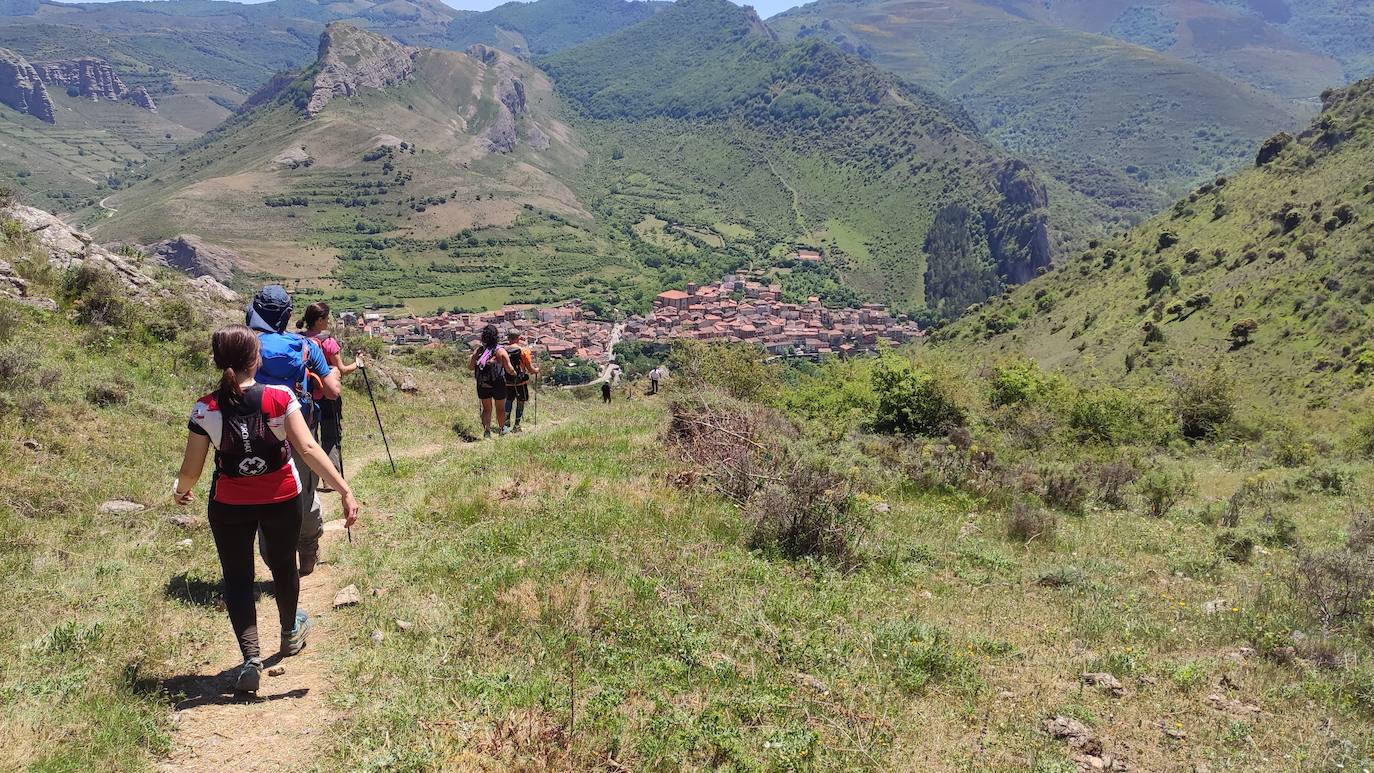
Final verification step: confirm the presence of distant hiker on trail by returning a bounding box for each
[601,380,612,404]
[503,330,540,433]
[296,302,362,487]
[468,323,514,439]
[174,325,358,694]
[246,285,340,577]
[648,365,663,395]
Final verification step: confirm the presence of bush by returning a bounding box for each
[870,353,966,437]
[1145,264,1178,295]
[745,455,866,569]
[61,264,135,328]
[1216,531,1255,564]
[1171,365,1235,440]
[1096,460,1140,510]
[987,357,1063,407]
[1068,386,1160,445]
[1290,547,1374,630]
[0,340,34,390]
[1138,466,1194,518]
[1043,466,1090,515]
[1229,319,1258,348]
[1004,500,1057,544]
[875,619,973,694]
[668,339,779,401]
[85,380,130,407]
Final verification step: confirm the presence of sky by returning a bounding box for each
[65,0,805,19]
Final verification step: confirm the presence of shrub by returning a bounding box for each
[1171,365,1235,440]
[1096,460,1140,509]
[1044,466,1090,515]
[870,353,966,436]
[1004,500,1058,544]
[1295,464,1355,496]
[1138,466,1194,518]
[987,357,1062,407]
[1216,531,1255,564]
[745,455,866,569]
[85,380,130,407]
[875,619,973,694]
[669,339,780,401]
[0,341,34,389]
[1068,386,1160,445]
[61,264,135,328]
[1229,319,1258,348]
[1145,264,1178,295]
[1290,547,1374,630]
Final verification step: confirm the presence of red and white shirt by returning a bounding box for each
[188,383,302,505]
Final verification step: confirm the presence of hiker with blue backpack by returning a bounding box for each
[246,286,341,576]
[468,323,514,439]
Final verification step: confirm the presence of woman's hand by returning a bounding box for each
[354,353,365,370]
[174,486,195,506]
[340,490,359,527]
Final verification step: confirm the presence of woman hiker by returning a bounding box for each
[174,325,359,693]
[468,323,514,439]
[296,302,362,488]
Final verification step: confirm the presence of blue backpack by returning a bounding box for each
[256,331,322,427]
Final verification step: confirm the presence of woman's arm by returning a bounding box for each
[284,411,359,525]
[328,349,362,376]
[174,433,211,505]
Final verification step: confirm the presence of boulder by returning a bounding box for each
[143,234,239,283]
[334,584,362,607]
[7,204,156,295]
[0,47,54,123]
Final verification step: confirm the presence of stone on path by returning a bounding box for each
[370,629,385,645]
[99,500,145,515]
[334,584,362,608]
[267,665,286,677]
[1081,672,1125,697]
[395,619,413,631]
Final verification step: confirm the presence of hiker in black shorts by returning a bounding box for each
[601,381,612,403]
[503,330,540,433]
[468,323,514,439]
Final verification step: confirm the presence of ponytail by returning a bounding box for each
[211,325,260,407]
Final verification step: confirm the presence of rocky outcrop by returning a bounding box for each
[242,70,298,112]
[34,57,156,111]
[143,234,240,283]
[0,48,54,123]
[1256,132,1293,166]
[468,44,542,154]
[307,24,417,116]
[987,159,1052,285]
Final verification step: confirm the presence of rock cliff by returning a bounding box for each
[0,48,54,123]
[143,234,239,283]
[34,57,157,111]
[987,160,1052,285]
[468,44,545,154]
[307,24,416,116]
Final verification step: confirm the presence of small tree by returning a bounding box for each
[1229,319,1258,348]
[870,353,966,436]
[1171,365,1235,440]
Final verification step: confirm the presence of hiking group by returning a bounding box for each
[173,286,362,694]
[469,324,541,439]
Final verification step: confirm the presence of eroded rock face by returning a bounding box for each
[0,48,54,123]
[8,204,155,294]
[987,159,1052,285]
[468,44,540,154]
[143,234,240,283]
[307,24,417,116]
[33,57,157,111]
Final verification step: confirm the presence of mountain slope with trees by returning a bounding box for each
[543,0,1054,315]
[934,76,1374,406]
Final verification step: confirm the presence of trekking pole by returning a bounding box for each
[359,362,397,474]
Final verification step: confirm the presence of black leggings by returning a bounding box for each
[208,496,302,661]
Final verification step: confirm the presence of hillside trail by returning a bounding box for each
[158,409,571,771]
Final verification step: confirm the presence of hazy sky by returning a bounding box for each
[68,0,805,20]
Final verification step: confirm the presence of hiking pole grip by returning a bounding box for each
[360,363,397,474]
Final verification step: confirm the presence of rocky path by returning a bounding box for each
[157,443,444,772]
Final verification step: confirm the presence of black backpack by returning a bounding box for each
[505,346,528,385]
[476,346,505,388]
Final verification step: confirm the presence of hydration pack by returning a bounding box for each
[256,331,322,427]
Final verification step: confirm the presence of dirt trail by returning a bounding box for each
[157,422,564,770]
[158,442,442,772]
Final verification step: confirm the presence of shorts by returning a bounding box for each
[476,382,507,401]
[504,383,530,402]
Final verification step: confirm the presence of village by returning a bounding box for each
[342,268,924,369]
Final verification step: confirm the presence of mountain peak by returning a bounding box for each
[308,23,418,115]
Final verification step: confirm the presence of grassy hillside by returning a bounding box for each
[543,0,1054,316]
[771,0,1309,234]
[4,249,1373,768]
[445,0,664,57]
[1000,0,1365,96]
[933,76,1374,408]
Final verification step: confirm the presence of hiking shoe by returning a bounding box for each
[483,429,492,439]
[235,657,263,693]
[500,426,511,436]
[512,424,522,433]
[298,551,318,577]
[281,610,313,656]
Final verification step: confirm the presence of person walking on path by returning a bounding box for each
[246,286,340,577]
[174,325,358,694]
[601,380,612,404]
[296,302,362,486]
[648,365,662,396]
[502,330,539,433]
[468,323,514,439]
